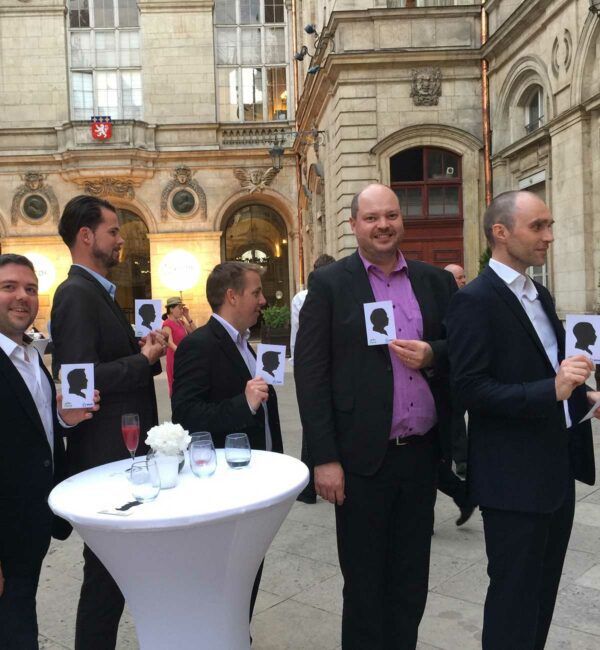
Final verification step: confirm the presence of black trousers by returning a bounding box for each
[0,572,42,650]
[437,459,468,508]
[481,479,575,650]
[298,431,316,499]
[335,438,436,650]
[75,544,125,650]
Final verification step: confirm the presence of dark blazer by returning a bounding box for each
[294,251,457,476]
[447,265,595,513]
[171,316,283,453]
[0,347,70,577]
[51,265,158,475]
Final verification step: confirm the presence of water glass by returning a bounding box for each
[190,431,213,447]
[225,433,251,469]
[128,459,160,502]
[190,440,217,478]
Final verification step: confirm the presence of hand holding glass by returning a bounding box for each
[128,459,160,502]
[121,413,140,463]
[225,433,251,469]
[190,440,217,478]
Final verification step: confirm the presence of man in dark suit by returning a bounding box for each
[0,254,98,650]
[447,190,598,650]
[172,261,283,626]
[294,183,456,649]
[51,195,164,650]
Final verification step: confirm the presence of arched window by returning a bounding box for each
[524,85,544,134]
[223,204,289,305]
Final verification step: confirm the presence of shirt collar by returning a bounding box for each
[211,313,250,345]
[358,250,407,276]
[74,264,117,300]
[0,331,32,359]
[489,258,537,301]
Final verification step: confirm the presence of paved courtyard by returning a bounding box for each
[37,361,600,649]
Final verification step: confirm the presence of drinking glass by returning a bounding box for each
[128,459,160,502]
[190,440,217,478]
[190,431,213,447]
[225,433,251,469]
[121,413,140,465]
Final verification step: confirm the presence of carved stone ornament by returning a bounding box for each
[11,172,59,225]
[160,166,207,222]
[84,178,135,199]
[233,167,279,193]
[410,67,442,107]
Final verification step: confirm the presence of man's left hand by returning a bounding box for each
[57,389,100,426]
[389,339,433,369]
[586,391,600,419]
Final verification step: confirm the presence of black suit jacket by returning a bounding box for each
[0,347,70,577]
[171,316,283,453]
[447,265,595,513]
[294,251,457,476]
[51,265,159,475]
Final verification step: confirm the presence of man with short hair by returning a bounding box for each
[172,261,283,625]
[51,195,164,650]
[295,183,456,649]
[444,263,466,288]
[0,254,98,650]
[447,190,598,649]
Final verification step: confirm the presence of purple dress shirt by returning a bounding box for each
[360,251,437,439]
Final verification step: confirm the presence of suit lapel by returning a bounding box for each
[209,317,252,381]
[483,266,555,372]
[0,347,48,445]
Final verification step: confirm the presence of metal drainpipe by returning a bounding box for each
[481,1,492,207]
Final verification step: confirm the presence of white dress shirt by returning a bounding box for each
[290,289,308,360]
[0,331,55,455]
[489,258,571,426]
[211,313,272,451]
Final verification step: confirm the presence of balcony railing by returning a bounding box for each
[387,0,481,7]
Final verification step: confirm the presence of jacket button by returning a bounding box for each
[43,459,51,468]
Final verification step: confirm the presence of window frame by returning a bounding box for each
[524,85,544,134]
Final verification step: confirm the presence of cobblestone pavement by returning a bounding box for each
[37,361,600,649]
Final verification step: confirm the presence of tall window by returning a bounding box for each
[68,0,142,120]
[215,0,289,122]
[524,85,544,134]
[390,147,462,219]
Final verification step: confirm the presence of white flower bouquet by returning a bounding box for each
[145,421,191,456]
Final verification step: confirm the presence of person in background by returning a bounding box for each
[292,253,336,505]
[162,296,196,397]
[444,263,466,289]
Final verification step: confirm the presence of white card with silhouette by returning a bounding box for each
[256,344,286,385]
[134,299,162,337]
[364,300,396,345]
[61,363,94,409]
[566,315,600,363]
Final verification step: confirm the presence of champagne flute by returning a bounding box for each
[121,413,140,466]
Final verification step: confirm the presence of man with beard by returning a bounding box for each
[51,195,164,650]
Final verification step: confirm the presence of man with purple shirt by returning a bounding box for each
[294,184,456,650]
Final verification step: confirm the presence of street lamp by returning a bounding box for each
[590,0,600,14]
[269,144,285,171]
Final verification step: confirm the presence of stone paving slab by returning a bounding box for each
[36,362,600,649]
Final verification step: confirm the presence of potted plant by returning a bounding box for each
[260,304,291,355]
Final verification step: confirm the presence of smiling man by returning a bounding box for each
[172,261,283,631]
[294,184,457,649]
[51,195,164,650]
[0,254,98,650]
[447,190,598,650]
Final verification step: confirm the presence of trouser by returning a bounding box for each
[0,571,42,650]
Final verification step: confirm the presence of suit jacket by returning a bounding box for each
[51,265,158,475]
[171,316,283,453]
[447,265,595,513]
[0,347,70,577]
[294,251,457,476]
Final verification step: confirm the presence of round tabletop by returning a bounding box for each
[49,450,308,532]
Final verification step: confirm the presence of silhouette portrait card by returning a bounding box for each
[134,299,162,337]
[364,300,396,346]
[61,363,94,409]
[256,344,286,385]
[565,315,600,363]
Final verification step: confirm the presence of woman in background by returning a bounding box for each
[162,297,196,396]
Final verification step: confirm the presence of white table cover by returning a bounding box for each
[49,450,308,650]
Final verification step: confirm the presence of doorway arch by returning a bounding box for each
[108,208,151,323]
[222,204,290,308]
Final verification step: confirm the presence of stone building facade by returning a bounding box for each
[0,0,599,326]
